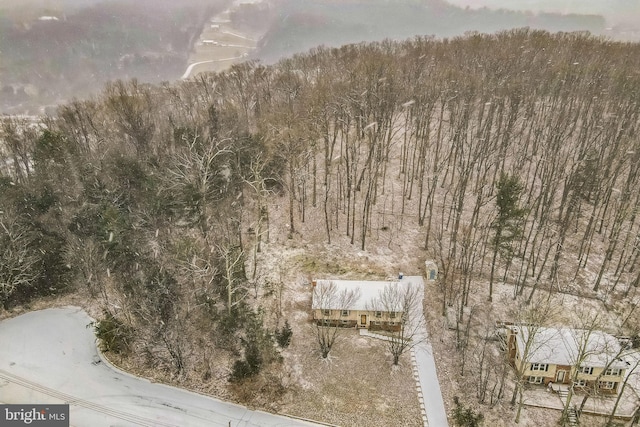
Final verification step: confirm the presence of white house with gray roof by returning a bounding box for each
[311,276,424,331]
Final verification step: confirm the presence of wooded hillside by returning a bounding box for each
[2,29,640,422]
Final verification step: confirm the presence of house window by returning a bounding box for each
[323,309,331,316]
[578,366,594,375]
[341,310,350,317]
[528,376,543,384]
[390,311,397,318]
[605,368,622,376]
[575,379,587,387]
[341,320,349,324]
[599,381,615,390]
[374,311,382,318]
[530,363,548,372]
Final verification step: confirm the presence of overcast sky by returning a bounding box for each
[444,0,640,26]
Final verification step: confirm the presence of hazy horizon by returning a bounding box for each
[445,0,640,27]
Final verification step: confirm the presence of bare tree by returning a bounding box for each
[605,354,640,426]
[0,211,42,309]
[559,310,607,426]
[368,282,426,366]
[0,117,39,183]
[242,154,273,279]
[165,136,231,237]
[103,79,156,156]
[312,281,360,359]
[216,243,248,316]
[571,309,639,420]
[475,320,509,406]
[178,246,218,310]
[64,236,105,298]
[504,294,560,424]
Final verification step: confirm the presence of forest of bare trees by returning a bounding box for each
[2,28,640,420]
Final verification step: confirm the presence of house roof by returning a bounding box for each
[514,326,629,369]
[311,276,424,312]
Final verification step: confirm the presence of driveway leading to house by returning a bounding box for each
[413,330,449,426]
[0,307,318,427]
[414,283,449,427]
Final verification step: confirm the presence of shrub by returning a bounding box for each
[452,396,484,427]
[230,360,253,382]
[275,320,293,348]
[230,341,263,382]
[92,310,132,354]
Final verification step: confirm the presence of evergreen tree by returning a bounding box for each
[488,173,527,301]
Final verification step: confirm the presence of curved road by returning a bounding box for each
[181,56,244,79]
[0,307,318,427]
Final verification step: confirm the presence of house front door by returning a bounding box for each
[556,370,566,383]
[360,315,367,326]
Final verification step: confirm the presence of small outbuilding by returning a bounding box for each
[425,260,438,281]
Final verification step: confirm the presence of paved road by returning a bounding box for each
[219,31,256,42]
[181,56,244,79]
[0,307,318,427]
